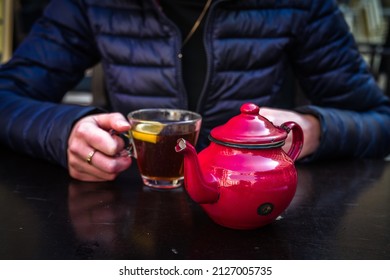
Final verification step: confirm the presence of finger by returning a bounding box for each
[73,121,124,156]
[111,133,128,152]
[67,133,131,177]
[68,150,132,181]
[69,168,112,182]
[68,154,113,181]
[93,113,130,132]
[72,142,132,174]
[85,150,132,174]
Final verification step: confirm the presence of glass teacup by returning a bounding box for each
[127,108,202,189]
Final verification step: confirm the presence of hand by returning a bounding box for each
[260,107,321,160]
[67,113,132,181]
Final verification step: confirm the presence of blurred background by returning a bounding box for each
[1,0,390,105]
[0,0,94,106]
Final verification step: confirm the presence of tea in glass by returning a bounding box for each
[128,109,202,189]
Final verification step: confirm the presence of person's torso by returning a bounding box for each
[85,0,311,147]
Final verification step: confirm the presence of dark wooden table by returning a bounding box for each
[0,145,389,260]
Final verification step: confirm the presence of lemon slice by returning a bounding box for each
[131,122,165,144]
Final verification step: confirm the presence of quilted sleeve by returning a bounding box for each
[291,0,390,160]
[0,0,102,168]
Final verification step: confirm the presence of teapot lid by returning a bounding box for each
[210,103,287,147]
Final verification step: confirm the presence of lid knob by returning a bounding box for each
[240,103,260,115]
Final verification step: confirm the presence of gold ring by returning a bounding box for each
[86,150,96,165]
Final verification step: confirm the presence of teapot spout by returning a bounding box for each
[175,138,219,204]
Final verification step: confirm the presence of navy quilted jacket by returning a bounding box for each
[1,0,390,168]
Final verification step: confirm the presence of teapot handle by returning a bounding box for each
[280,121,304,162]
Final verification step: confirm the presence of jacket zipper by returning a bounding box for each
[196,0,229,114]
[150,0,188,109]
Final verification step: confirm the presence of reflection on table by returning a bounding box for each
[0,146,389,259]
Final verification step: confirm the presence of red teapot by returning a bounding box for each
[175,103,303,230]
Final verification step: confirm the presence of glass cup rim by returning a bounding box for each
[127,108,202,124]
